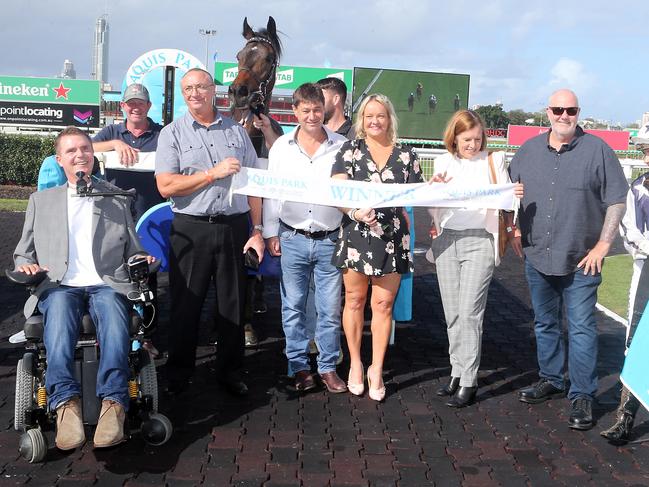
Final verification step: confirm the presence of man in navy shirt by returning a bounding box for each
[93,83,164,220]
[509,89,628,430]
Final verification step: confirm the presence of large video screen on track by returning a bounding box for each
[352,67,470,140]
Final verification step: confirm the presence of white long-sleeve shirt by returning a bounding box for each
[428,150,515,266]
[620,172,649,259]
[262,126,346,238]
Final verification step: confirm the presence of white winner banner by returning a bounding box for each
[232,167,517,209]
[98,151,156,172]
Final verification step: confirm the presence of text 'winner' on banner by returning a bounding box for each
[231,167,517,210]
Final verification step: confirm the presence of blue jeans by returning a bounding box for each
[279,223,342,375]
[38,285,131,410]
[287,272,317,377]
[524,260,601,400]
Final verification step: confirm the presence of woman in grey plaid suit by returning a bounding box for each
[428,110,523,407]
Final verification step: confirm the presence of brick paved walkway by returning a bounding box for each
[0,209,647,486]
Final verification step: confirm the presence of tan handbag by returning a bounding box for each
[487,153,509,258]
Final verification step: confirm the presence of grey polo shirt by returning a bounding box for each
[155,111,258,216]
[509,126,628,276]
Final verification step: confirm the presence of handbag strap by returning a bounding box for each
[487,153,497,184]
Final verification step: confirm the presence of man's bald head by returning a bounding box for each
[548,89,579,108]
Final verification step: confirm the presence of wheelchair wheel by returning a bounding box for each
[141,412,172,446]
[138,350,158,411]
[14,358,35,431]
[19,428,47,463]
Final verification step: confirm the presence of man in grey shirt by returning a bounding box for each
[155,68,265,397]
[509,89,628,430]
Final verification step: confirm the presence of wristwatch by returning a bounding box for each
[252,224,264,234]
[506,226,514,233]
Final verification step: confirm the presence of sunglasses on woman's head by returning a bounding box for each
[548,106,579,116]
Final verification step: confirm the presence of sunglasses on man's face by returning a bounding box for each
[548,106,579,116]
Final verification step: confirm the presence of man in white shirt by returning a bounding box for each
[13,127,152,451]
[263,83,347,392]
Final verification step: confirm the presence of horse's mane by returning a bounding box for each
[248,27,283,61]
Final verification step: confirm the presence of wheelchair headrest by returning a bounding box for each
[5,269,48,287]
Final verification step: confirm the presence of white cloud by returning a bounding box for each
[549,58,594,89]
[533,58,596,104]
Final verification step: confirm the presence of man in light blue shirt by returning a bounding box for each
[155,68,264,398]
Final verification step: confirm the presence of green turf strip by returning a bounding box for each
[599,254,633,319]
[0,199,28,212]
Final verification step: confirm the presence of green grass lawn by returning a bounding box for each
[599,254,633,319]
[0,199,28,212]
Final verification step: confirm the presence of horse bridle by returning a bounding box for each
[236,36,279,107]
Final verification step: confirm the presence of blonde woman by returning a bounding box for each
[429,110,523,407]
[331,94,423,401]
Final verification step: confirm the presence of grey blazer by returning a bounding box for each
[13,180,145,317]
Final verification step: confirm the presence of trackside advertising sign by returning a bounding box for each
[507,124,630,151]
[214,62,352,91]
[0,76,101,128]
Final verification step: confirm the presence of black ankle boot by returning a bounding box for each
[601,386,640,445]
[446,386,477,408]
[436,377,460,397]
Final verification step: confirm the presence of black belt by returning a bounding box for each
[177,212,246,224]
[280,220,338,239]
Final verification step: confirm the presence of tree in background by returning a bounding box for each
[507,109,536,126]
[475,105,510,128]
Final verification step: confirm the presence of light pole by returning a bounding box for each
[538,102,546,127]
[198,28,217,72]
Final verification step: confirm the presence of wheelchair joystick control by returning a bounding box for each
[127,256,154,303]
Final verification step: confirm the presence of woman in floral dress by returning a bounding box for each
[331,94,423,401]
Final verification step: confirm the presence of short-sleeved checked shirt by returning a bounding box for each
[155,111,258,216]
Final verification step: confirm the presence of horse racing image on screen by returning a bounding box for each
[352,67,470,140]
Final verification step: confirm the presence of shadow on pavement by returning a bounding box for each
[0,208,645,485]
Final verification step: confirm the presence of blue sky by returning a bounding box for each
[3,0,647,125]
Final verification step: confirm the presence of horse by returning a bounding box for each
[228,17,284,347]
[228,16,284,158]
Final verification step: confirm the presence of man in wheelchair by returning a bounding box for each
[12,127,155,451]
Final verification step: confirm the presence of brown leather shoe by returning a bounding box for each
[294,370,316,392]
[93,400,126,448]
[55,397,85,451]
[320,371,347,393]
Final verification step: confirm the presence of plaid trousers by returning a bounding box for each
[432,228,495,387]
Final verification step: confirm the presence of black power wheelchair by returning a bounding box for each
[7,175,172,463]
[7,256,172,463]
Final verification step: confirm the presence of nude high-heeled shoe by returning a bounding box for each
[367,365,386,402]
[347,363,365,396]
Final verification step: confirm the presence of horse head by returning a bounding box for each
[229,16,282,120]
